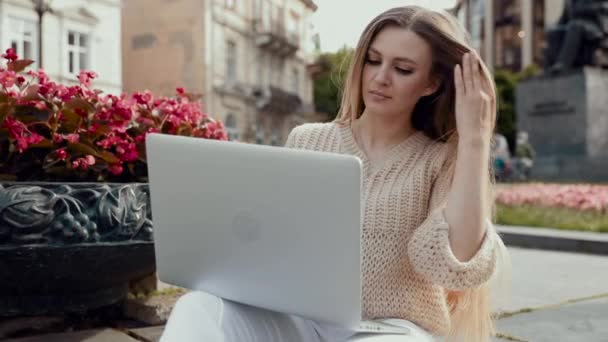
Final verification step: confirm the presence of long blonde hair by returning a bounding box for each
[336,6,511,342]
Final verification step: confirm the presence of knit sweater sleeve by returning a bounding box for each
[407,144,497,290]
[284,126,300,148]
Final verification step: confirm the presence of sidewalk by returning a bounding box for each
[492,247,608,342]
[3,226,608,341]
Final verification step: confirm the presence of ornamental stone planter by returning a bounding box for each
[0,182,156,316]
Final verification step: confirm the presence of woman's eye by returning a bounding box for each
[395,67,413,75]
[366,58,381,65]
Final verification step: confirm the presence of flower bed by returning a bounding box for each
[0,47,228,316]
[0,48,227,182]
[495,183,608,232]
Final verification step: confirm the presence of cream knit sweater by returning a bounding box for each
[285,121,498,337]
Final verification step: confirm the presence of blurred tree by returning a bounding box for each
[494,64,540,153]
[313,46,353,121]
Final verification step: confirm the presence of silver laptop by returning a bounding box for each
[146,133,410,335]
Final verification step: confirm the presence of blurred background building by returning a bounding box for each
[0,0,123,94]
[450,0,566,72]
[122,0,324,146]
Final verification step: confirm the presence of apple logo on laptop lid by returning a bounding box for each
[232,210,262,243]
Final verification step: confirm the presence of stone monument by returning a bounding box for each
[516,0,608,181]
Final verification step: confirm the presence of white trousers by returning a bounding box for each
[160,291,437,342]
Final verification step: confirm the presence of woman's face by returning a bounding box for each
[361,26,438,119]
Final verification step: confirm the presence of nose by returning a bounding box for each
[373,64,390,86]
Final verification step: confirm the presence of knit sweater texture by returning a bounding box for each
[285,121,498,336]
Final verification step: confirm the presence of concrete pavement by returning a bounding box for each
[492,247,608,342]
[4,241,608,341]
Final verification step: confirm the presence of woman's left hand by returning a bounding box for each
[453,51,496,146]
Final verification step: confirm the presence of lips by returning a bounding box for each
[369,90,391,100]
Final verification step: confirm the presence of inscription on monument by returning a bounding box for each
[528,101,576,116]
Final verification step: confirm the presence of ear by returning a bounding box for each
[422,76,441,97]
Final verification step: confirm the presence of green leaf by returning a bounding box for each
[0,103,12,124]
[29,138,53,149]
[20,85,44,102]
[0,93,13,104]
[65,97,95,112]
[98,150,120,164]
[13,105,50,122]
[61,109,82,127]
[136,143,147,162]
[68,142,98,156]
[7,59,34,73]
[90,124,112,139]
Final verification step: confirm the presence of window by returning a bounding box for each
[287,12,300,42]
[256,122,265,144]
[470,0,485,55]
[67,31,90,74]
[277,60,284,87]
[226,41,237,83]
[225,114,239,141]
[268,56,274,86]
[262,0,271,30]
[257,52,265,85]
[270,126,280,146]
[9,17,36,62]
[291,67,299,94]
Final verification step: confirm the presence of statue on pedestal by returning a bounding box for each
[545,0,608,73]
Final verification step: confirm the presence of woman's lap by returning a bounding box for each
[161,291,435,342]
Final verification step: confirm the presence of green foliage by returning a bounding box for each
[494,64,541,152]
[313,47,354,121]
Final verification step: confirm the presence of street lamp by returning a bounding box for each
[31,0,53,68]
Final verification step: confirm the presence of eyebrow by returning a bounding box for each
[368,47,418,66]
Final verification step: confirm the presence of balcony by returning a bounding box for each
[253,20,299,58]
[251,85,302,115]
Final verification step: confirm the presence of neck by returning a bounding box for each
[353,109,416,150]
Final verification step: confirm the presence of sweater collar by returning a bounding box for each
[337,120,429,171]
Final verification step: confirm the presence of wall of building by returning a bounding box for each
[0,0,123,94]
[122,0,206,97]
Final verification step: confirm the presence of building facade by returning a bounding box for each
[0,0,123,94]
[451,0,565,72]
[122,0,320,145]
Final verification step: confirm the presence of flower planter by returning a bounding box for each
[0,182,155,316]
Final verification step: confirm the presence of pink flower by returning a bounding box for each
[71,154,95,170]
[34,102,47,111]
[85,154,95,166]
[496,183,608,213]
[133,91,153,105]
[78,70,97,87]
[53,134,63,143]
[27,69,49,85]
[65,134,79,143]
[0,58,226,182]
[2,48,18,61]
[75,108,87,117]
[38,84,49,95]
[56,148,68,160]
[108,163,123,175]
[0,70,18,88]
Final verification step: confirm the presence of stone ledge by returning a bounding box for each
[497,225,608,255]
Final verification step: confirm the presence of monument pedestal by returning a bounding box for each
[516,67,608,181]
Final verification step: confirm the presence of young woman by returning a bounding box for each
[161,6,510,342]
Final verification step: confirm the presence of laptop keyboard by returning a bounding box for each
[357,320,410,335]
